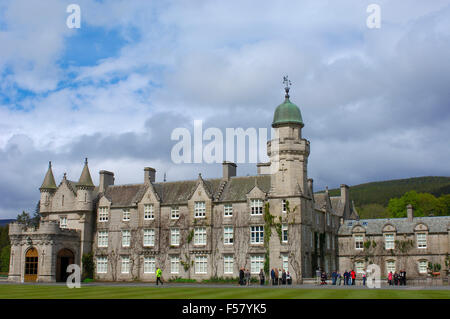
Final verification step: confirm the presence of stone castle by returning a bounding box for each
[8,83,450,283]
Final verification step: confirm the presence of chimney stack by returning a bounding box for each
[222,161,237,179]
[407,204,414,222]
[257,162,271,175]
[99,170,114,193]
[144,167,156,184]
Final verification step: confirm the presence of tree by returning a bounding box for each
[358,204,389,219]
[0,245,10,273]
[16,211,32,226]
[387,191,442,218]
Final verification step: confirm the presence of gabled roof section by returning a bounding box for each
[77,158,94,188]
[40,161,57,190]
[220,175,271,202]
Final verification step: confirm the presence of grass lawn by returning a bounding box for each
[0,285,449,299]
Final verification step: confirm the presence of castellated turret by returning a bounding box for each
[75,158,95,211]
[39,161,57,214]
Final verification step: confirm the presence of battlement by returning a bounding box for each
[8,220,80,236]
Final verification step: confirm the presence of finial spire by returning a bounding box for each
[283,75,292,99]
[49,161,52,169]
[85,157,88,165]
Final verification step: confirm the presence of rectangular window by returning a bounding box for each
[355,235,364,250]
[282,224,288,243]
[98,207,109,222]
[326,233,330,249]
[170,256,179,274]
[144,204,154,220]
[332,235,335,250]
[224,256,234,274]
[122,209,130,221]
[171,228,180,246]
[250,226,264,244]
[282,255,289,272]
[250,199,264,215]
[194,227,207,246]
[96,256,107,274]
[195,256,207,274]
[316,213,319,225]
[171,206,179,219]
[122,230,131,247]
[419,260,428,274]
[59,216,67,229]
[250,255,264,274]
[384,234,395,250]
[310,230,313,248]
[224,204,233,217]
[121,256,130,274]
[144,256,156,274]
[194,201,206,218]
[386,260,396,274]
[417,233,427,249]
[98,231,108,248]
[143,229,155,247]
[282,199,287,213]
[326,213,330,226]
[224,226,234,245]
[355,261,364,274]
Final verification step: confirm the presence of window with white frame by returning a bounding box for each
[250,199,263,215]
[250,226,264,244]
[224,255,234,274]
[98,207,108,222]
[122,230,131,247]
[171,206,179,219]
[282,255,289,272]
[98,231,108,247]
[419,260,428,274]
[194,227,207,245]
[121,256,130,274]
[171,228,180,246]
[194,201,206,218]
[59,216,67,229]
[386,260,396,274]
[224,226,233,245]
[282,199,287,213]
[143,229,155,247]
[250,255,264,274]
[354,235,364,250]
[195,256,207,274]
[144,204,154,220]
[416,233,427,249]
[282,224,288,243]
[144,256,155,274]
[96,256,107,274]
[384,233,395,250]
[122,209,130,221]
[224,204,233,217]
[355,261,364,274]
[170,256,179,274]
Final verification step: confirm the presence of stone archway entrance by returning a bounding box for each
[56,248,75,282]
[24,247,38,282]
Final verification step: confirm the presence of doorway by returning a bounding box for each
[56,249,75,282]
[24,247,38,282]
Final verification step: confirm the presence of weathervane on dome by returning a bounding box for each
[283,75,291,99]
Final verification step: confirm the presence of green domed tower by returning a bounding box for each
[268,76,310,197]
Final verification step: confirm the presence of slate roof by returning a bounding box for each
[338,216,450,235]
[102,175,272,207]
[78,159,94,187]
[330,197,345,216]
[40,162,57,190]
[314,193,328,211]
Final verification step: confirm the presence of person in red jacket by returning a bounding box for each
[351,270,356,285]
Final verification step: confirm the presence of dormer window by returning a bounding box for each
[123,209,130,221]
[194,201,206,218]
[144,204,154,220]
[250,199,263,215]
[98,207,109,222]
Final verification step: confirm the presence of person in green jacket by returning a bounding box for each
[156,267,163,286]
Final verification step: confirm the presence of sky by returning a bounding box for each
[0,0,449,218]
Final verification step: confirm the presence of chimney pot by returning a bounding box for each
[407,204,414,221]
[99,170,114,193]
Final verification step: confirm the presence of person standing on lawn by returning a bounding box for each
[351,269,356,285]
[156,267,163,286]
[271,268,275,285]
[239,267,245,285]
[259,269,265,285]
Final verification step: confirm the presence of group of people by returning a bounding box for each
[238,268,292,286]
[316,269,364,286]
[387,270,407,286]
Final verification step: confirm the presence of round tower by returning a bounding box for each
[76,158,95,211]
[39,161,57,214]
